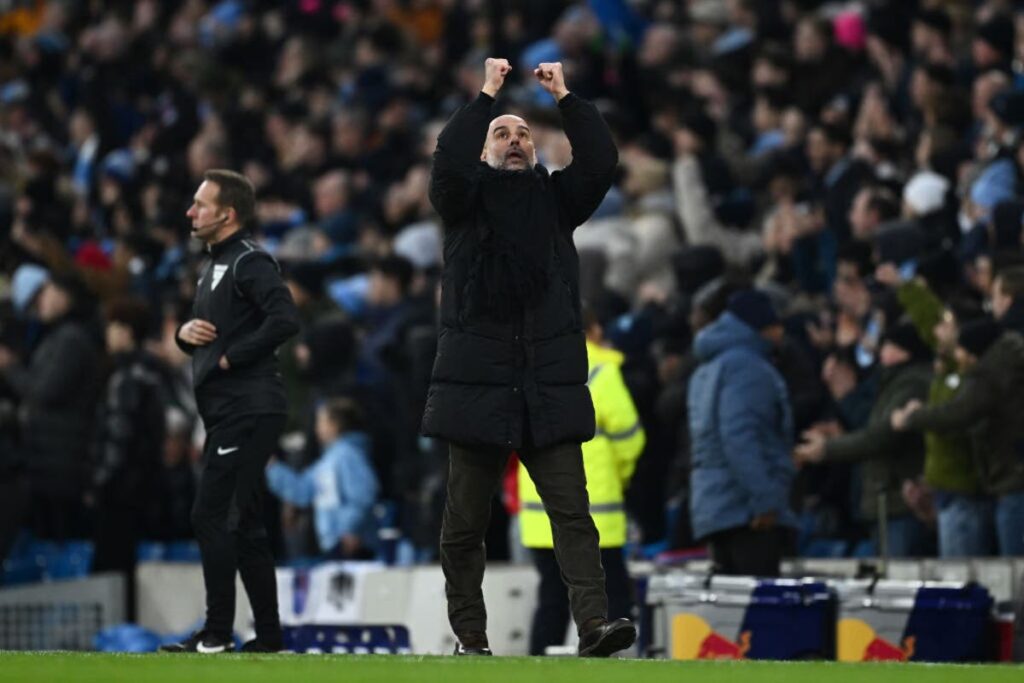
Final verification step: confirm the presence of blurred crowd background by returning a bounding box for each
[3,0,1024,577]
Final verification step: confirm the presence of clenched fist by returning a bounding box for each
[178,319,218,346]
[483,58,512,98]
[534,62,569,101]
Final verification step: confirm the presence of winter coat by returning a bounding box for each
[2,318,101,494]
[266,432,379,553]
[421,91,618,450]
[93,351,167,507]
[687,312,797,540]
[905,332,1024,495]
[823,362,932,520]
[897,280,978,495]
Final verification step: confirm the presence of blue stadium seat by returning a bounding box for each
[1,554,44,585]
[136,541,167,562]
[851,539,877,558]
[802,539,849,558]
[165,541,202,562]
[43,541,94,580]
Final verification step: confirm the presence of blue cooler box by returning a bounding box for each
[834,580,993,662]
[645,573,836,660]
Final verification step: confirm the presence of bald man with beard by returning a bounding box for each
[422,58,632,657]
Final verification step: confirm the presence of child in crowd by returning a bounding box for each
[266,398,379,559]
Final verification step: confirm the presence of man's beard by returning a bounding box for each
[498,149,531,170]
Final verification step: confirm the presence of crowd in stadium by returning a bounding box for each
[3,0,1024,580]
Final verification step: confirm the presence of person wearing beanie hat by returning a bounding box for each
[883,320,933,364]
[727,289,781,333]
[687,288,797,576]
[893,317,1024,556]
[796,314,934,556]
[834,11,866,53]
[903,171,949,218]
[0,267,101,544]
[892,278,989,557]
[956,317,1003,361]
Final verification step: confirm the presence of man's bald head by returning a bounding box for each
[482,114,537,171]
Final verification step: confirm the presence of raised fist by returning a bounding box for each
[534,62,569,101]
[483,58,512,97]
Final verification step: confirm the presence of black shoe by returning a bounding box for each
[454,641,493,656]
[240,638,285,653]
[453,632,492,656]
[159,630,235,654]
[577,618,636,658]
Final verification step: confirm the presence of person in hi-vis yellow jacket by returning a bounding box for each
[518,316,645,655]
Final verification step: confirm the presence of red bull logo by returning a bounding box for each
[838,619,915,662]
[672,614,750,660]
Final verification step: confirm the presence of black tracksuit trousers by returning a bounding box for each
[191,414,284,641]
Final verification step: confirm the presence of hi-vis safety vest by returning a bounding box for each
[518,341,645,548]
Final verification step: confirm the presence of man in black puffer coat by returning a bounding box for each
[422,58,633,657]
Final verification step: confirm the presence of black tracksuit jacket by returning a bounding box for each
[176,230,300,427]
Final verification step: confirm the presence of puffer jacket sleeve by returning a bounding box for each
[551,93,619,230]
[429,92,494,224]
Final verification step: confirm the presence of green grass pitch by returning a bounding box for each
[1,653,1021,683]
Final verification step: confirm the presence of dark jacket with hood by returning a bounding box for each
[421,91,618,450]
[905,332,1024,495]
[687,312,797,540]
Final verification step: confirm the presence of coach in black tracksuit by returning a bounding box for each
[422,59,635,657]
[162,169,299,654]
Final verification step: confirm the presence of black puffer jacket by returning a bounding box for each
[421,92,618,450]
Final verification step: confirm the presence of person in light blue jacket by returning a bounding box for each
[266,398,379,559]
[687,290,797,576]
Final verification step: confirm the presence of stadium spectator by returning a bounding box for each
[4,0,1024,611]
[991,266,1024,335]
[896,279,992,557]
[893,318,1024,556]
[267,397,379,559]
[797,321,934,557]
[688,289,796,576]
[90,297,167,620]
[0,266,101,541]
